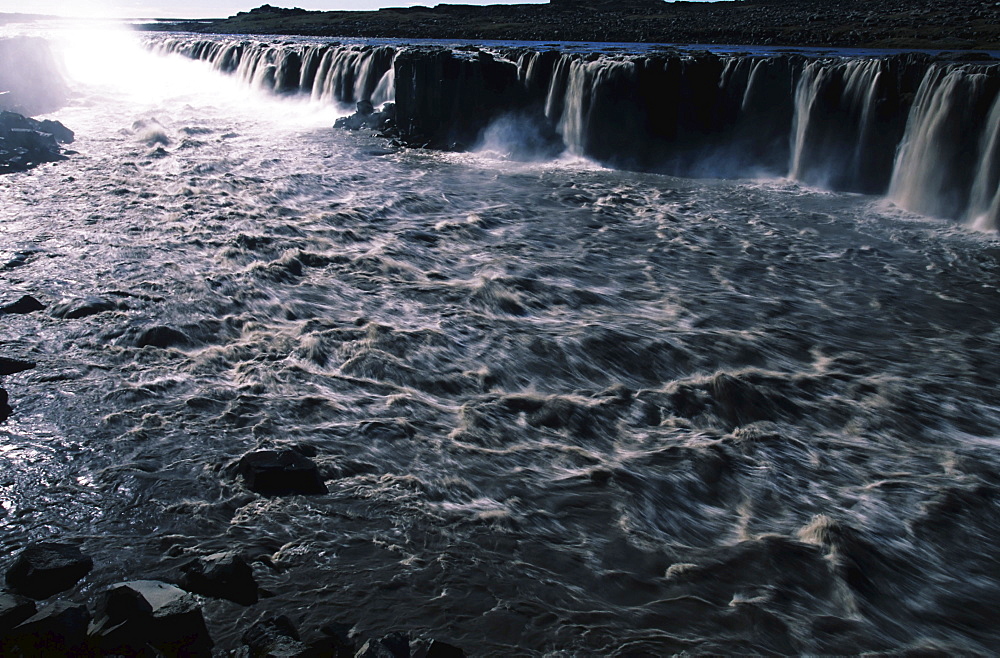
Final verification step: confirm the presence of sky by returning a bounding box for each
[0,0,558,20]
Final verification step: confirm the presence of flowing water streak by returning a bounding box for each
[789,58,886,191]
[889,64,1000,223]
[150,38,396,107]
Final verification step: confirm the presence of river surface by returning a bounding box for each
[2,27,1000,655]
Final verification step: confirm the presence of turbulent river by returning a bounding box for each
[3,26,1000,655]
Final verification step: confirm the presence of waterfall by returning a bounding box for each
[790,58,894,193]
[147,35,1000,230]
[150,38,395,106]
[889,65,1000,224]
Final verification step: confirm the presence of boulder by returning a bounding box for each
[357,633,410,658]
[133,325,191,348]
[50,296,116,319]
[0,356,35,376]
[4,542,93,599]
[179,551,258,605]
[0,294,45,315]
[242,614,311,657]
[90,580,213,656]
[4,601,91,655]
[0,591,36,634]
[238,450,328,496]
[0,110,71,173]
[334,102,396,132]
[0,388,10,423]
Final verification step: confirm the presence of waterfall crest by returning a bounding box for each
[150,36,1000,230]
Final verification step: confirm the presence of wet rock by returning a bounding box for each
[50,296,116,319]
[4,601,91,655]
[0,294,44,315]
[4,542,93,599]
[335,101,396,132]
[357,632,410,658]
[90,580,213,656]
[0,591,36,633]
[0,356,35,376]
[0,388,11,423]
[238,449,328,496]
[134,325,191,348]
[318,621,356,657]
[179,551,258,605]
[0,110,71,173]
[242,614,310,657]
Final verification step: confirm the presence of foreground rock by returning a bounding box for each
[0,357,35,377]
[0,388,11,423]
[238,449,328,496]
[2,601,91,655]
[90,580,213,656]
[179,551,258,605]
[0,110,74,174]
[4,542,93,599]
[0,592,36,634]
[241,615,311,657]
[0,295,44,315]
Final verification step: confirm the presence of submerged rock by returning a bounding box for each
[90,580,213,656]
[50,296,116,319]
[238,449,328,496]
[4,542,93,599]
[179,551,258,605]
[0,294,45,315]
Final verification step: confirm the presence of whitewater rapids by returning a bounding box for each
[2,29,1000,655]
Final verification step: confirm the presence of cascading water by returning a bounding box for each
[152,34,1000,232]
[889,64,1000,228]
[4,24,1000,656]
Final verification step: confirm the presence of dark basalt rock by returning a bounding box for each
[335,100,396,132]
[4,542,93,599]
[3,601,91,655]
[0,591,36,634]
[50,296,116,319]
[357,632,410,658]
[0,294,45,315]
[90,580,213,656]
[0,356,35,377]
[0,388,11,423]
[238,449,328,496]
[0,110,72,174]
[134,325,191,348]
[179,551,258,605]
[242,614,311,657]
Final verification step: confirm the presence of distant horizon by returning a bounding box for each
[0,0,554,21]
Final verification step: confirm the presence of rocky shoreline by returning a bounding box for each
[143,0,1000,51]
